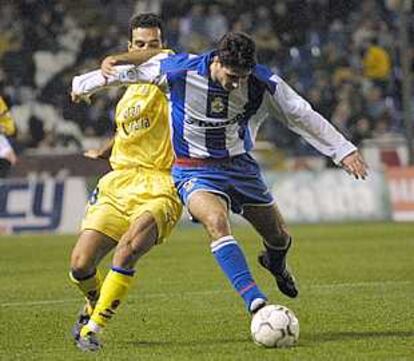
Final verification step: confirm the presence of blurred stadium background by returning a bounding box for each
[1,1,413,360]
[1,0,413,231]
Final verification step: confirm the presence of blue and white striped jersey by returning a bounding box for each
[73,51,356,163]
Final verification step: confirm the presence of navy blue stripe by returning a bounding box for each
[205,128,229,157]
[205,78,229,157]
[167,70,190,157]
[239,76,266,151]
[112,266,135,276]
[206,78,229,119]
[242,121,253,152]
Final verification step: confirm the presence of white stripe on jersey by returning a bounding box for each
[226,122,244,157]
[249,104,269,142]
[183,71,209,158]
[226,85,249,156]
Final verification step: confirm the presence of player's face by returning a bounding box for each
[212,59,251,91]
[128,27,162,52]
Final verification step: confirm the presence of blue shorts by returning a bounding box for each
[172,153,274,215]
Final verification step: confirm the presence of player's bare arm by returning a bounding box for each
[340,150,368,180]
[101,49,162,77]
[84,138,114,160]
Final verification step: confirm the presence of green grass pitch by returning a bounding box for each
[0,222,413,361]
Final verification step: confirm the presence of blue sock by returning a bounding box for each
[211,236,267,312]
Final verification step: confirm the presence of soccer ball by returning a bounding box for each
[250,304,299,348]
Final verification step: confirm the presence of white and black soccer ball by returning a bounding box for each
[250,304,299,348]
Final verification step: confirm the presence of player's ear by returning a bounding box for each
[127,41,133,51]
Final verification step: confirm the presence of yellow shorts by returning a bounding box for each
[81,168,182,243]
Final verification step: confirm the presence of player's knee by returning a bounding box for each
[112,216,157,268]
[203,211,229,235]
[112,243,135,269]
[113,237,151,269]
[70,251,95,277]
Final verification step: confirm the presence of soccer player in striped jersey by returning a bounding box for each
[72,31,367,327]
[69,14,182,351]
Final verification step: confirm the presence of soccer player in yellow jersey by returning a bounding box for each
[69,14,182,351]
[0,95,17,177]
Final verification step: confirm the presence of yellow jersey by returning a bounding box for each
[110,83,173,171]
[0,96,16,136]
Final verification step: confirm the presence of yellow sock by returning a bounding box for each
[85,268,135,333]
[69,269,103,315]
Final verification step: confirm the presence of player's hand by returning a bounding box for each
[340,151,368,180]
[71,92,91,104]
[101,56,117,78]
[83,149,105,160]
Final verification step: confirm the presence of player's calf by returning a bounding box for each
[69,269,103,341]
[211,236,269,313]
[258,238,298,298]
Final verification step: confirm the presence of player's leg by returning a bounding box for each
[69,230,116,339]
[242,204,298,298]
[78,212,157,348]
[70,170,131,345]
[222,153,298,298]
[77,170,181,351]
[188,191,267,313]
[70,168,133,304]
[70,230,116,306]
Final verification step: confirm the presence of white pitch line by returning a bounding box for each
[306,280,413,289]
[1,280,412,308]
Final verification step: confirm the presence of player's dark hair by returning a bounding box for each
[217,32,256,71]
[129,13,164,42]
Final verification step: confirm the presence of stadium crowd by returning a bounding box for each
[0,0,411,158]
